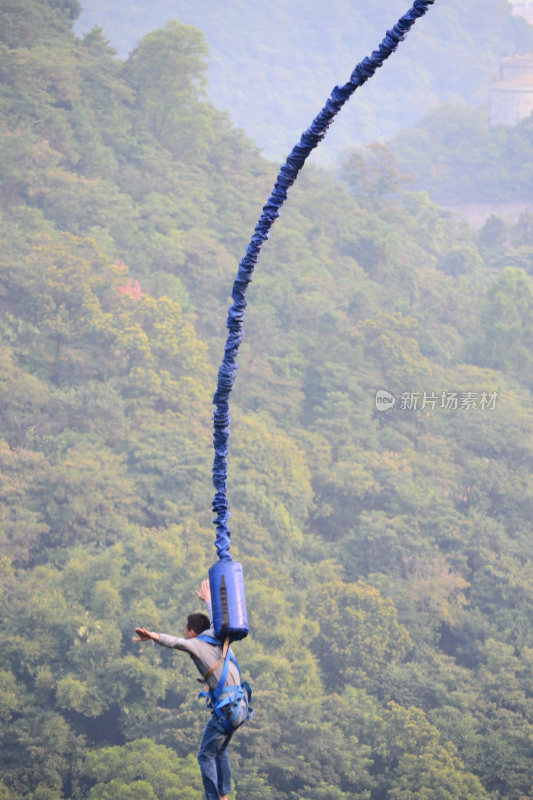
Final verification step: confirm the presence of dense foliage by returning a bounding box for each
[1,2,532,800]
[74,0,533,162]
[383,104,533,205]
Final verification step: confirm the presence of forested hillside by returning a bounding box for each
[381,103,533,209]
[74,0,533,162]
[1,2,533,800]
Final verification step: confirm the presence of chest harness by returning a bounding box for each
[196,634,254,733]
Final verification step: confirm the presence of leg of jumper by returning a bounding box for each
[215,698,248,795]
[197,715,234,800]
[215,735,233,797]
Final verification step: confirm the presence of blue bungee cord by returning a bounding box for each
[211,0,436,565]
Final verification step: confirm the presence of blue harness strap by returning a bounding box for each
[197,634,253,732]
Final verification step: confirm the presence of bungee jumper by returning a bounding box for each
[134,2,436,798]
[135,580,252,800]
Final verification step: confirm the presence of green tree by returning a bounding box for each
[468,268,533,386]
[310,579,412,691]
[0,711,84,797]
[0,437,50,565]
[82,740,203,800]
[125,21,208,153]
[359,311,433,392]
[374,703,489,800]
[341,144,410,206]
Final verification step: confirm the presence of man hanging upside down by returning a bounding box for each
[134,580,251,800]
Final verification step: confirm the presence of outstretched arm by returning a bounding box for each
[134,627,160,643]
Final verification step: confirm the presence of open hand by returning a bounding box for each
[134,627,160,642]
[195,579,211,604]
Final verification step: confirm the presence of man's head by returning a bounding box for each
[184,612,210,639]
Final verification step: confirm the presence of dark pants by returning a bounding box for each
[197,698,248,799]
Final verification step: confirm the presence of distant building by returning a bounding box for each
[499,53,533,80]
[510,0,533,24]
[490,55,533,126]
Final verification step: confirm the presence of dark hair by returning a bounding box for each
[187,613,210,635]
